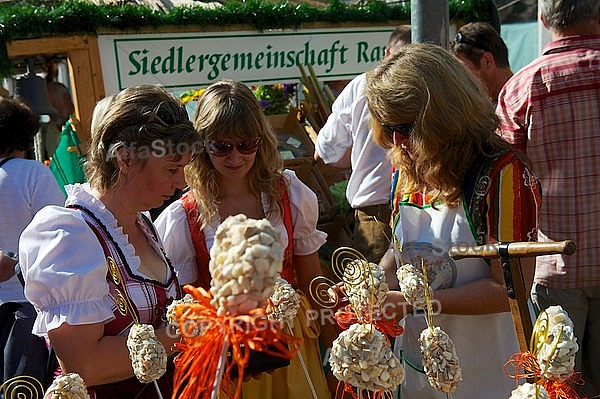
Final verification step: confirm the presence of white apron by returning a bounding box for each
[393,200,518,398]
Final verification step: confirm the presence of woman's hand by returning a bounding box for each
[0,251,17,282]
[382,290,412,322]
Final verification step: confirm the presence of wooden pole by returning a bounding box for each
[448,240,576,352]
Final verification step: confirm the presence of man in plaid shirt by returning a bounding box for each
[496,0,600,393]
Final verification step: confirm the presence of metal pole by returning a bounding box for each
[411,0,450,48]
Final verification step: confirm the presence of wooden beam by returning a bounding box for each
[66,37,105,145]
[7,36,93,58]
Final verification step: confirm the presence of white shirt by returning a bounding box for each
[316,73,392,208]
[0,157,65,303]
[155,169,327,285]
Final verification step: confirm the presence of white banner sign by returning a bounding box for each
[98,27,395,94]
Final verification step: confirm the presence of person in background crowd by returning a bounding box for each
[496,0,600,394]
[155,79,335,399]
[0,97,65,394]
[367,43,541,398]
[46,59,74,130]
[314,25,411,263]
[19,85,198,399]
[450,22,513,102]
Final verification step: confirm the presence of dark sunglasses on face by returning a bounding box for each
[381,122,414,138]
[206,137,261,157]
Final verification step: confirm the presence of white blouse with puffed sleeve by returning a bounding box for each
[155,169,327,285]
[19,183,175,337]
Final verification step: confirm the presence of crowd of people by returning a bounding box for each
[1,0,598,397]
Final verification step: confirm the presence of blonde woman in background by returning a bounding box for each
[156,80,335,399]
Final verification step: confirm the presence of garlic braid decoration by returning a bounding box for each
[127,324,168,384]
[326,248,405,395]
[535,305,578,382]
[44,373,90,399]
[166,294,202,337]
[210,215,284,316]
[509,383,550,399]
[396,263,429,309]
[418,327,463,393]
[107,256,168,386]
[344,259,389,321]
[407,255,463,394]
[267,275,301,325]
[329,323,405,391]
[506,305,582,399]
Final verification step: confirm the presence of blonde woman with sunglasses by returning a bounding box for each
[155,79,335,399]
[366,44,542,398]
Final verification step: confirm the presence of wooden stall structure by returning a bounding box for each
[7,35,105,144]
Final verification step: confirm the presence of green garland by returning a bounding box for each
[0,0,495,78]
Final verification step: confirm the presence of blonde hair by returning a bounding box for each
[90,95,115,137]
[85,85,197,192]
[366,43,508,207]
[186,80,285,226]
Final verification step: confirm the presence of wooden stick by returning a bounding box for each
[448,240,575,260]
[286,322,318,399]
[447,240,576,352]
[211,336,230,399]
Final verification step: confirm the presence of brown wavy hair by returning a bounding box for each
[85,85,197,192]
[186,80,285,226]
[366,43,508,207]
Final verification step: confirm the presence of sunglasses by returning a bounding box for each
[453,33,488,53]
[141,101,188,129]
[381,122,414,141]
[206,137,261,157]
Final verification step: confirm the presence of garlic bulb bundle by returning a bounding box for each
[166,294,196,326]
[126,324,167,383]
[536,305,578,382]
[267,275,301,324]
[509,383,550,399]
[45,373,90,399]
[166,294,203,337]
[210,215,284,316]
[343,260,389,319]
[396,263,430,309]
[329,323,405,392]
[418,326,462,393]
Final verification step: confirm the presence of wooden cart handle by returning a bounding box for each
[448,240,576,260]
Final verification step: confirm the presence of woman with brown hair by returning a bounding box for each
[20,84,198,398]
[366,43,541,398]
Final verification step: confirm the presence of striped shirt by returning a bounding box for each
[496,34,600,288]
[390,149,541,245]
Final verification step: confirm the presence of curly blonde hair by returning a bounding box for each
[186,80,285,226]
[366,43,508,207]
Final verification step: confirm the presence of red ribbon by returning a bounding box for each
[333,306,404,341]
[172,285,301,399]
[504,351,585,399]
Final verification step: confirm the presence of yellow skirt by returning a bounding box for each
[241,291,332,399]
